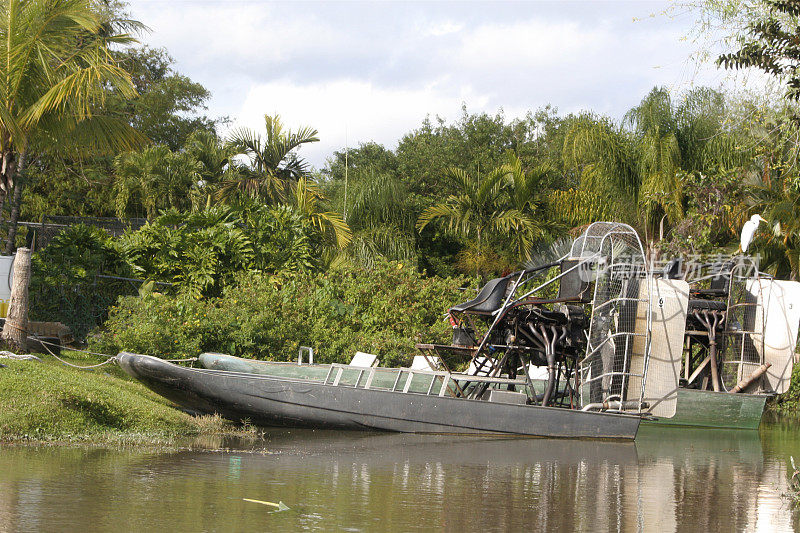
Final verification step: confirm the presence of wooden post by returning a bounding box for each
[1,247,30,352]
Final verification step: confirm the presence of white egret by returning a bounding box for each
[740,214,767,252]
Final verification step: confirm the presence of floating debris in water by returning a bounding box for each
[243,498,290,512]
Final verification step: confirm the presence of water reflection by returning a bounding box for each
[0,425,797,532]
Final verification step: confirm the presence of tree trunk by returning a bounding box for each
[4,154,24,255]
[1,247,31,353]
[0,188,7,224]
[4,181,23,255]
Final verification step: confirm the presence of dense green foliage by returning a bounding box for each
[770,364,800,413]
[93,261,473,368]
[22,45,220,223]
[29,224,134,338]
[30,206,320,305]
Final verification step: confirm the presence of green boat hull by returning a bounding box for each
[643,388,767,430]
[199,353,766,430]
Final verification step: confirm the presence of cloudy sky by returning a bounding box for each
[126,0,726,167]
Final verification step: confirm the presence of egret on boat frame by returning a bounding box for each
[741,214,767,253]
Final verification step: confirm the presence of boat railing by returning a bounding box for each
[322,363,529,398]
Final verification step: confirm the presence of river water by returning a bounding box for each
[1,418,799,532]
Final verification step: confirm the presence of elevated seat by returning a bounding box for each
[691,260,735,298]
[557,259,591,302]
[450,273,515,315]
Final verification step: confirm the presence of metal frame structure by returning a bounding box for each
[418,222,668,416]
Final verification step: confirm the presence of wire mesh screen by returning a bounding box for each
[578,222,651,412]
[42,216,148,236]
[29,275,171,343]
[569,222,640,260]
[719,258,764,390]
[627,279,687,418]
[752,279,800,394]
[22,215,153,342]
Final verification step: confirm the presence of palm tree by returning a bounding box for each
[184,129,237,208]
[561,113,639,226]
[219,114,319,203]
[290,176,351,250]
[497,152,551,261]
[114,145,202,218]
[417,162,541,275]
[625,87,683,235]
[335,170,417,268]
[0,0,146,251]
[561,89,724,243]
[185,129,235,185]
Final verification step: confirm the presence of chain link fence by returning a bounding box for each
[20,216,148,251]
[21,216,161,343]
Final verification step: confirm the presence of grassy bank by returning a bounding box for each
[0,355,256,445]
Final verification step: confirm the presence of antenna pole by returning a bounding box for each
[343,126,348,220]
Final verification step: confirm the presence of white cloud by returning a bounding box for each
[423,21,464,37]
[230,78,490,168]
[131,2,351,76]
[125,1,745,169]
[456,20,610,70]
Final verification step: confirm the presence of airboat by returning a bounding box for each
[119,222,689,439]
[119,221,798,435]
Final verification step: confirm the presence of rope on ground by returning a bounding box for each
[4,321,116,359]
[5,321,198,367]
[38,339,116,369]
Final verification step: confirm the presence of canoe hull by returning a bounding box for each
[118,352,640,439]
[643,388,767,430]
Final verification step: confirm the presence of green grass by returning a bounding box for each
[0,355,257,445]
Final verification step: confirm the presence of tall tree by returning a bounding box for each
[335,170,417,268]
[219,114,318,203]
[289,176,351,250]
[113,46,217,150]
[417,162,540,275]
[113,145,202,218]
[717,0,800,102]
[0,0,146,250]
[625,87,683,235]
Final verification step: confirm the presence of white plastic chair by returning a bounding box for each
[350,351,379,367]
[410,355,440,370]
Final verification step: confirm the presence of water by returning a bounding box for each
[1,419,799,532]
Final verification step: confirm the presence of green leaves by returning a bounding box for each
[113,145,203,218]
[416,153,552,273]
[94,260,473,367]
[221,114,319,204]
[716,1,800,102]
[0,0,141,165]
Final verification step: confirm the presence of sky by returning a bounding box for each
[125,0,728,168]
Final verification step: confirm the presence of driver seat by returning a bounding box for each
[450,273,516,315]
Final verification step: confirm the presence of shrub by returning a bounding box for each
[94,260,475,367]
[119,207,254,298]
[29,224,134,339]
[119,206,320,298]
